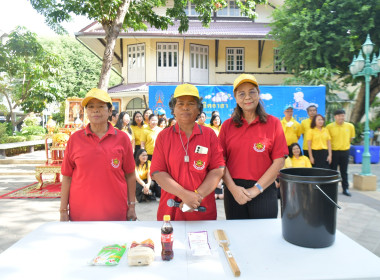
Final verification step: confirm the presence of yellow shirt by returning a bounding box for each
[300,118,312,150]
[284,156,312,168]
[210,126,221,136]
[141,126,161,155]
[131,125,144,145]
[306,127,331,150]
[281,117,301,146]
[197,122,211,128]
[136,160,151,180]
[326,122,355,151]
[122,127,135,142]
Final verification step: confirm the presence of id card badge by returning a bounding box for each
[195,145,208,154]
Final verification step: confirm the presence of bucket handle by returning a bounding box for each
[314,184,342,209]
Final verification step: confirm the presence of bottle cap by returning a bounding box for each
[163,215,171,222]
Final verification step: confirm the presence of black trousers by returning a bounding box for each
[224,179,278,220]
[311,149,330,169]
[303,150,309,158]
[330,150,350,191]
[136,180,161,202]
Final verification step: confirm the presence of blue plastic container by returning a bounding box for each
[350,145,380,164]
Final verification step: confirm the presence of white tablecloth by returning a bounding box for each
[0,219,379,280]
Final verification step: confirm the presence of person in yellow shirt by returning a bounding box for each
[197,112,210,127]
[284,143,312,168]
[142,108,153,128]
[131,111,145,154]
[306,114,332,169]
[115,112,135,152]
[326,109,355,197]
[140,114,161,161]
[300,105,318,157]
[281,105,301,151]
[135,149,158,202]
[210,114,222,136]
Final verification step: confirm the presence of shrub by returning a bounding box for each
[20,125,46,136]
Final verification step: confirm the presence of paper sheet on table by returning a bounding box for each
[188,231,211,256]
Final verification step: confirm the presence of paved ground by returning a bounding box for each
[0,150,379,258]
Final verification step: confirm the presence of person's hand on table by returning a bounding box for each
[229,184,252,205]
[127,205,137,221]
[60,211,69,222]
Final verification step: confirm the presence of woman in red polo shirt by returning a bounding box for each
[151,84,225,221]
[219,74,288,219]
[60,88,137,222]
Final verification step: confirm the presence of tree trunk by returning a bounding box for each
[97,0,131,90]
[349,74,380,124]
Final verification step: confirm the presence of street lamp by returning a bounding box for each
[349,34,380,176]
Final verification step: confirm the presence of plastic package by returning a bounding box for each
[90,244,126,266]
[127,239,155,266]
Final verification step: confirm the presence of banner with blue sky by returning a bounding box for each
[149,85,325,124]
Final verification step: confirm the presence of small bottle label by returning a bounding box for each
[161,233,173,243]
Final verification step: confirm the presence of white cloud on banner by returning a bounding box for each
[211,91,232,102]
[260,93,273,100]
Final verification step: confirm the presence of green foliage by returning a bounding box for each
[22,113,41,127]
[30,0,266,88]
[269,0,380,74]
[0,135,27,144]
[38,36,121,98]
[20,126,46,136]
[0,27,61,129]
[0,123,7,140]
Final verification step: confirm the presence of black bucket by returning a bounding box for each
[279,168,341,248]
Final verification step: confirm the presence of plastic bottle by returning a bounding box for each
[161,215,174,260]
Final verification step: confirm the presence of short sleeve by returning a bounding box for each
[150,132,168,175]
[218,120,227,159]
[61,136,75,177]
[207,130,225,170]
[122,134,135,174]
[270,117,289,160]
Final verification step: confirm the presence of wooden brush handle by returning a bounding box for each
[222,244,240,277]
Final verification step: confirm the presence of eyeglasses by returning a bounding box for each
[236,90,258,100]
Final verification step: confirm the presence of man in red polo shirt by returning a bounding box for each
[151,84,225,221]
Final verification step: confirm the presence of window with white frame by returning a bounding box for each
[274,48,287,72]
[226,48,244,72]
[217,1,244,17]
[184,2,199,16]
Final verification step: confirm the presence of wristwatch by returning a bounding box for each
[255,182,264,193]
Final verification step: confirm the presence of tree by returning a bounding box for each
[0,27,60,131]
[269,0,380,123]
[39,36,122,98]
[29,0,267,90]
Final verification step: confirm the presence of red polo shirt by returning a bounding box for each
[219,115,288,181]
[150,123,225,221]
[61,123,135,221]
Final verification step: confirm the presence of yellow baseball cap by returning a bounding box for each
[233,74,259,93]
[82,88,113,107]
[173,84,200,99]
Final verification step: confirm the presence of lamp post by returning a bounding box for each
[349,34,380,176]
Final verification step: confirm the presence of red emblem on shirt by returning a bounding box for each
[111,158,120,168]
[193,159,206,170]
[253,142,266,152]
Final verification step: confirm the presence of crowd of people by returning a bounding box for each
[59,74,355,223]
[280,104,355,196]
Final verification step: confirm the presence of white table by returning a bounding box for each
[0,219,379,280]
